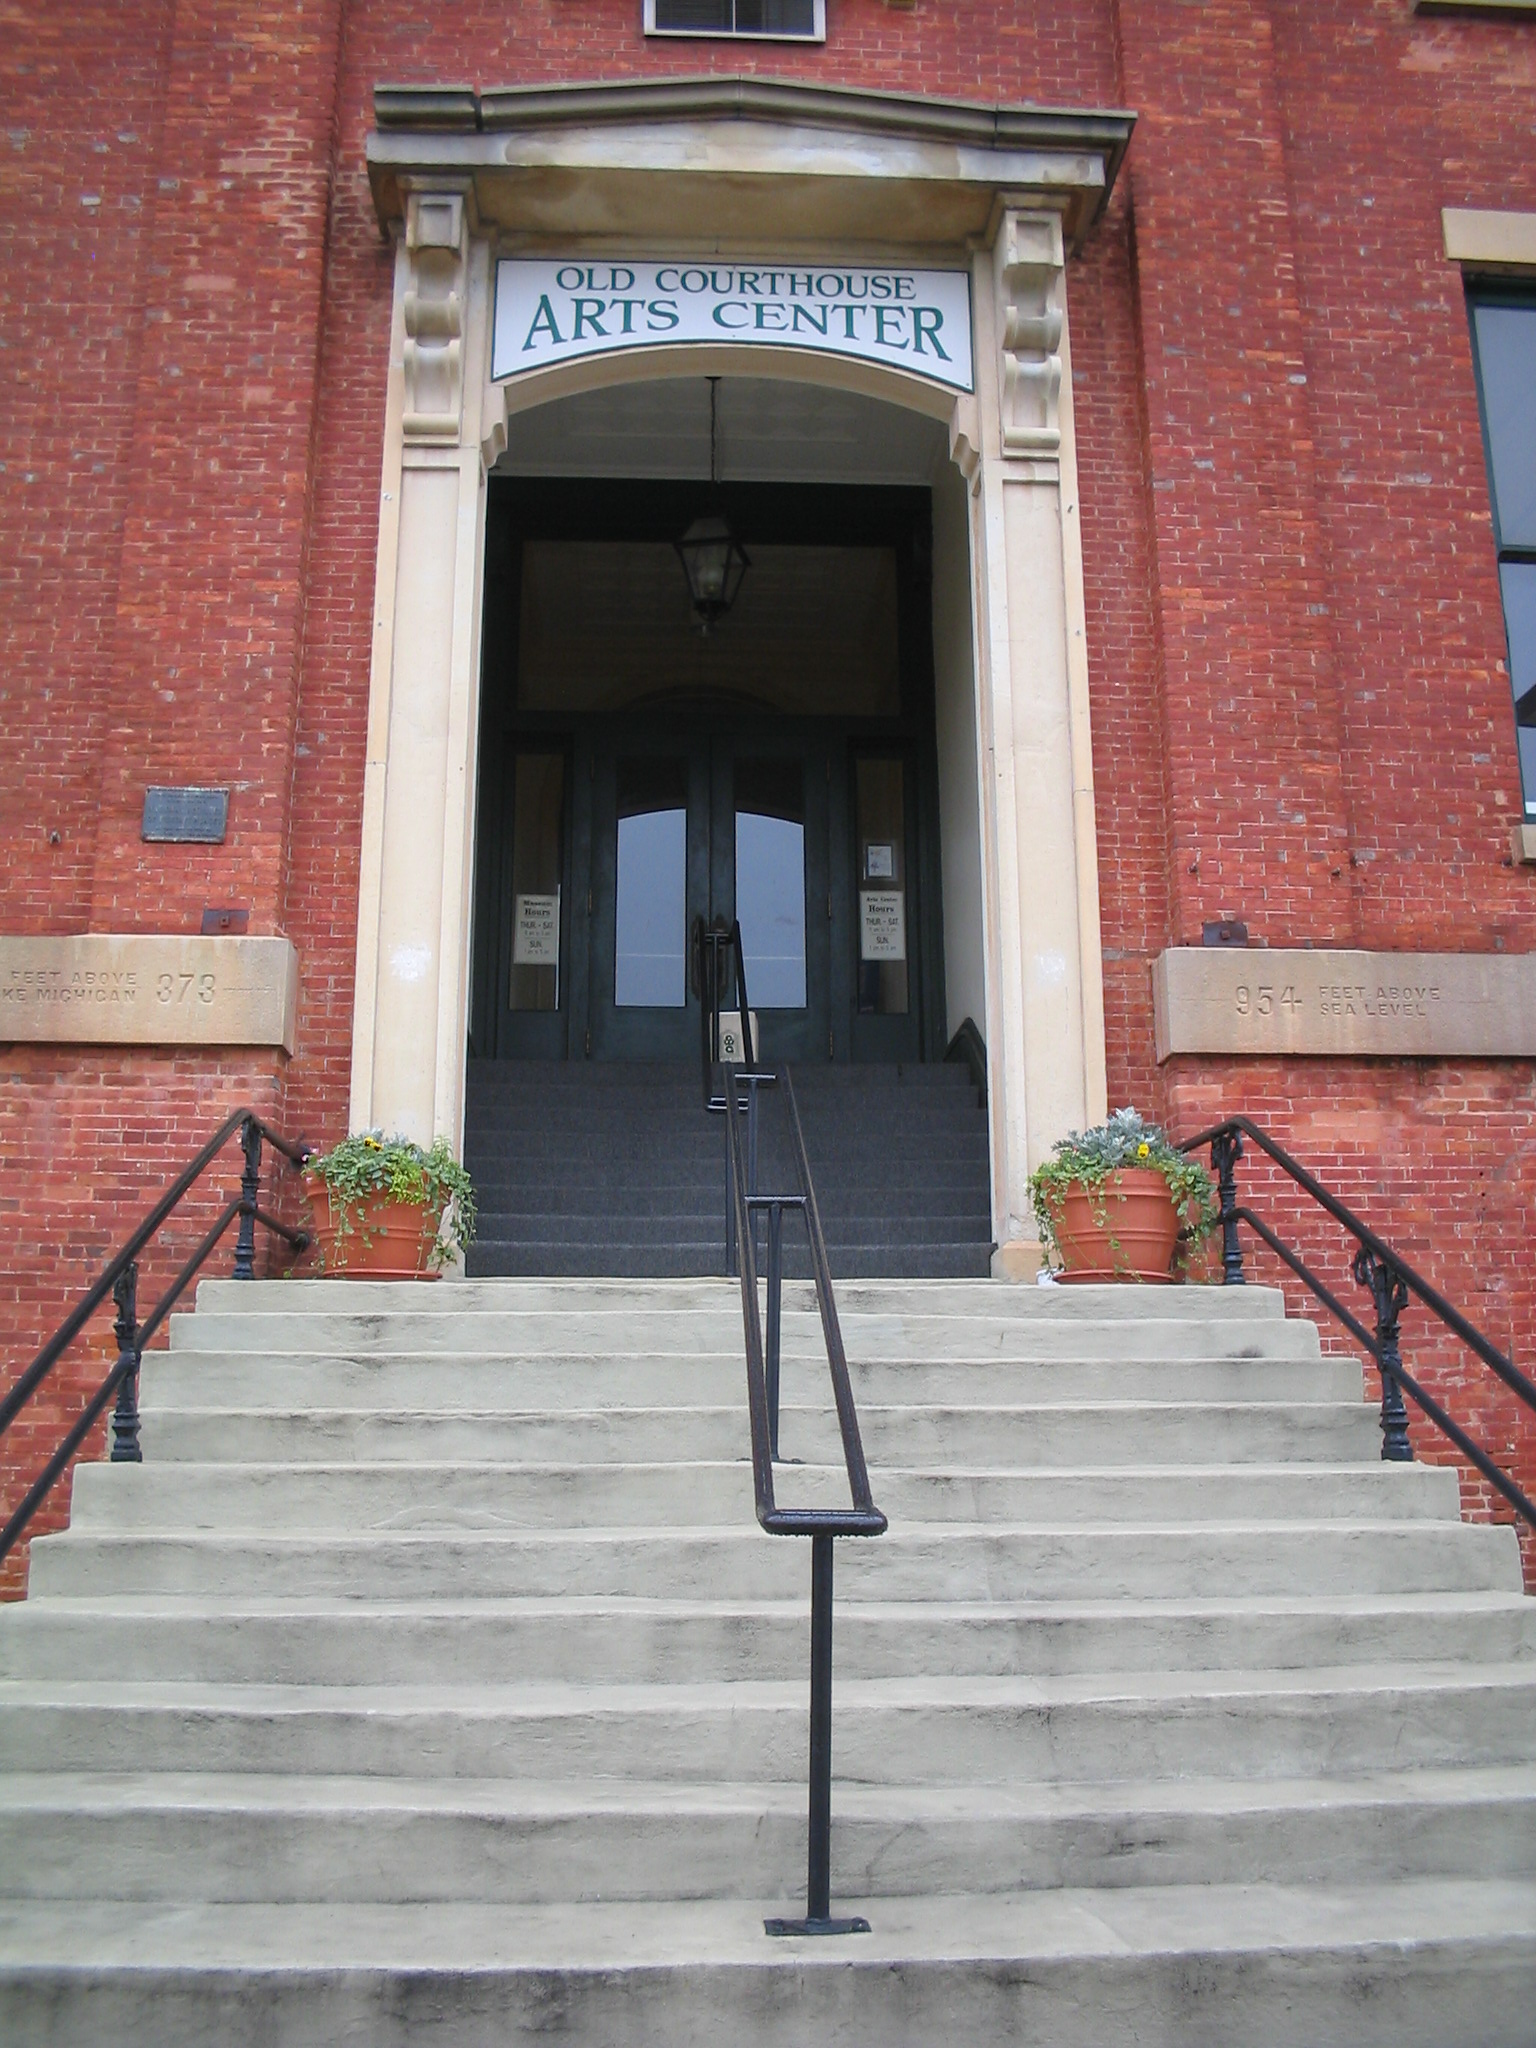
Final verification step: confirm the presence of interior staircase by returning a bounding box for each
[0,1274,1532,2045]
[462,1059,993,1276]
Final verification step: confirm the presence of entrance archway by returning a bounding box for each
[351,77,1128,1271]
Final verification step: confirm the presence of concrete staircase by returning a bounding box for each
[0,1276,1532,2045]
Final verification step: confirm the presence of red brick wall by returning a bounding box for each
[3,0,1534,1590]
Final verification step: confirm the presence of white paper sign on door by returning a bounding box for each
[514,892,560,966]
[715,1010,759,1064]
[860,890,906,962]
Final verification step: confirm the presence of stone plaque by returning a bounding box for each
[141,786,229,843]
[1153,948,1536,1062]
[0,935,299,1053]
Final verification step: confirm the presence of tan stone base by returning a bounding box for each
[992,1239,1045,1282]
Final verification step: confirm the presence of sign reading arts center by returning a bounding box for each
[493,261,974,394]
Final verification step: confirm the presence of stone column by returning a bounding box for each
[349,189,489,1149]
[967,209,1109,1271]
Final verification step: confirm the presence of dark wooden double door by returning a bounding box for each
[475,720,925,1067]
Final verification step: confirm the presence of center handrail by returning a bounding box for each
[722,1059,885,1941]
[725,1065,886,1538]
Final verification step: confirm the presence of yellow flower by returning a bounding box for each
[365,1136,381,1150]
[1137,1141,1150,1157]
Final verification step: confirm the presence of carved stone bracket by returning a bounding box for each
[993,210,1064,458]
[402,190,468,442]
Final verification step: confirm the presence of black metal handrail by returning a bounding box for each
[1184,1114,1536,1528]
[724,1061,886,1939]
[0,1109,311,1565]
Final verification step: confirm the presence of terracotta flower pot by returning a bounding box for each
[304,1179,442,1280]
[1047,1166,1181,1284]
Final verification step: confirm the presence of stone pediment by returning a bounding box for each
[367,76,1133,255]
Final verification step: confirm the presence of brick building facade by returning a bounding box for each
[3,0,1535,1594]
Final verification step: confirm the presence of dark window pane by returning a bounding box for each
[1472,302,1536,549]
[736,0,816,29]
[1503,561,1536,814]
[654,0,732,24]
[615,758,688,1007]
[735,759,805,1010]
[653,0,816,26]
[509,753,563,1013]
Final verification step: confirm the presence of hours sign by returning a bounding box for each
[493,261,974,394]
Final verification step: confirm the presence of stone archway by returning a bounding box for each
[350,78,1129,1272]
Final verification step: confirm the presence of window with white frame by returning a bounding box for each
[645,0,825,39]
[1467,290,1536,816]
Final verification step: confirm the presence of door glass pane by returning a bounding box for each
[615,758,688,1007]
[735,758,806,1009]
[856,757,908,1015]
[508,753,563,1012]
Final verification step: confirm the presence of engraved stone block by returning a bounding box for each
[0,936,299,1054]
[1153,948,1536,1061]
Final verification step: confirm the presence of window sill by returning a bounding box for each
[1513,824,1536,865]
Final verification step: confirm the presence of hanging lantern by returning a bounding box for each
[676,378,750,632]
[676,513,751,630]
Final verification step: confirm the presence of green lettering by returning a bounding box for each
[522,295,564,350]
[911,306,951,361]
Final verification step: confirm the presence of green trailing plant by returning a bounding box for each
[303,1132,477,1271]
[1028,1107,1217,1275]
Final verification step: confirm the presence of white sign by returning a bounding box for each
[865,842,895,880]
[514,893,560,967]
[715,1010,759,1064]
[860,890,906,962]
[493,260,973,394]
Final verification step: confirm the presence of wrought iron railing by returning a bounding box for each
[693,914,887,1931]
[1185,1115,1536,1529]
[724,1062,886,1936]
[0,1110,311,1566]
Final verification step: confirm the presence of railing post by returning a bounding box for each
[109,1262,142,1464]
[232,1114,263,1280]
[1352,1246,1414,1462]
[766,1201,784,1460]
[1210,1127,1246,1285]
[806,1532,834,1922]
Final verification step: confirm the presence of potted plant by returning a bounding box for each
[303,1132,477,1280]
[1029,1108,1216,1284]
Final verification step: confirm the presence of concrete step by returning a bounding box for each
[190,1278,1288,1320]
[134,1398,1384,1466]
[167,1307,1322,1362]
[1,1763,1531,1906]
[139,1351,1362,1416]
[2,1882,1532,2048]
[190,1276,1292,1317]
[65,1459,1466,1534]
[6,1593,1533,1687]
[28,1517,1520,1603]
[2,1665,1533,1785]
